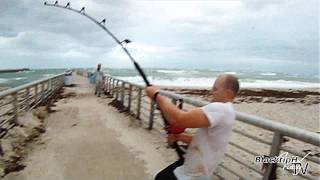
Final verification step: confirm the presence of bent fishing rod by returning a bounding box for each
[44,1,150,86]
[44,1,186,159]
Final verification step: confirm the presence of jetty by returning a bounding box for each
[0,68,30,73]
[0,72,319,180]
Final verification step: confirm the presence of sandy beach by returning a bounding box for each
[162,87,320,132]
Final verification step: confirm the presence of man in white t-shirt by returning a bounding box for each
[145,74,239,180]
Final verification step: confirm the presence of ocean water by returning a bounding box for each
[0,69,66,89]
[0,68,319,89]
[101,68,320,89]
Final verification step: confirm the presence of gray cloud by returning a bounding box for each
[0,0,318,74]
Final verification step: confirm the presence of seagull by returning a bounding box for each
[65,2,70,8]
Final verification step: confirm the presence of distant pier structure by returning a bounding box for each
[0,68,30,73]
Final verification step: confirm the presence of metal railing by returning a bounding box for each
[0,73,65,138]
[103,75,320,180]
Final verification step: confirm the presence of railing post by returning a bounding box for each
[12,92,18,123]
[52,79,55,92]
[115,80,119,100]
[26,87,30,111]
[48,79,52,92]
[53,78,56,92]
[111,79,115,96]
[105,77,109,93]
[136,88,142,119]
[60,75,64,87]
[128,84,132,112]
[263,132,283,180]
[120,81,125,105]
[148,100,156,130]
[34,84,38,104]
[108,77,111,94]
[41,82,45,103]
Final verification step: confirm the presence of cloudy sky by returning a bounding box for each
[0,0,318,74]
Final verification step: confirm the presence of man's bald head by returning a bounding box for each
[211,74,240,102]
[219,74,240,96]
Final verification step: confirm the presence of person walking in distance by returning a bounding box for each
[94,63,104,97]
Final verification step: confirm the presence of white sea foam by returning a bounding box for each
[157,70,186,74]
[43,74,55,77]
[241,79,320,89]
[0,78,8,83]
[115,76,320,89]
[260,72,277,76]
[13,77,27,80]
[224,72,237,75]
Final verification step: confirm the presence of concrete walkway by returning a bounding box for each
[4,74,176,180]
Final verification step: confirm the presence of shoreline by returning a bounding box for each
[161,86,320,105]
[158,86,319,133]
[0,68,30,73]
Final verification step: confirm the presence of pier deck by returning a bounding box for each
[3,74,175,180]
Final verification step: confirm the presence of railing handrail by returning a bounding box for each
[0,73,65,98]
[105,75,320,147]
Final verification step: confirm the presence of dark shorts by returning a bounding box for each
[155,158,184,180]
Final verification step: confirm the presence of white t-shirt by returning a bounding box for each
[174,102,235,180]
[94,70,104,82]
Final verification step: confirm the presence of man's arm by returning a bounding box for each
[146,86,210,129]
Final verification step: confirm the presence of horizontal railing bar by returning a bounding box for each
[0,73,64,98]
[219,164,246,180]
[233,129,272,145]
[213,173,226,180]
[106,75,320,147]
[277,163,316,180]
[0,99,14,107]
[102,75,320,180]
[236,112,320,147]
[229,142,260,157]
[0,115,14,127]
[0,109,14,117]
[225,153,263,175]
[280,146,320,164]
[18,98,29,105]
